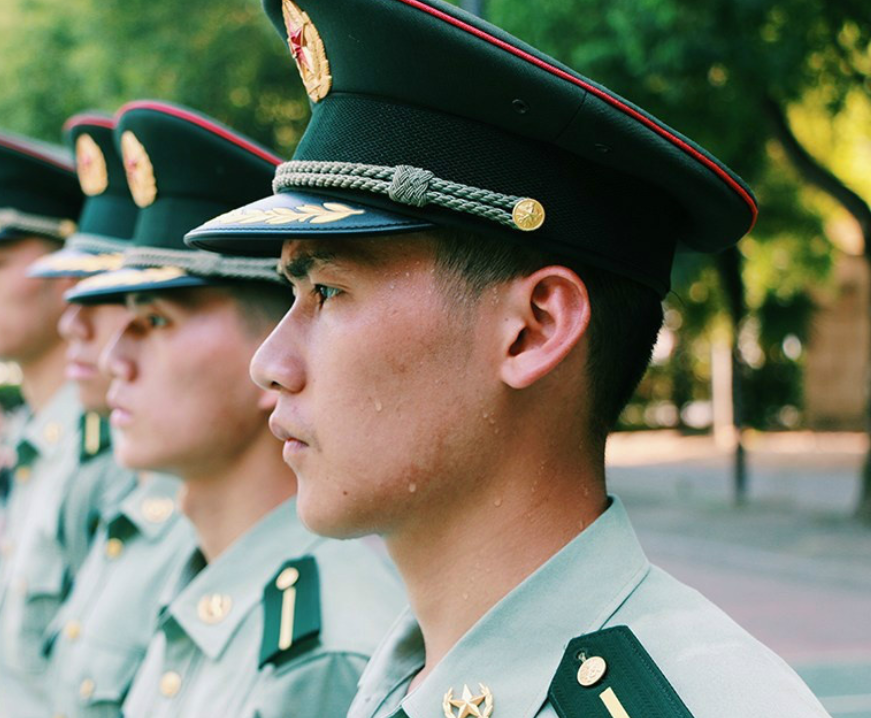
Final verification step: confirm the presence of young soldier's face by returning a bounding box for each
[0,238,71,362]
[251,237,506,539]
[103,287,271,476]
[58,303,130,414]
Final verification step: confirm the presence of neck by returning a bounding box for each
[391,442,607,690]
[19,341,68,413]
[179,429,297,563]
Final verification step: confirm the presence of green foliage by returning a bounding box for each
[2,0,868,432]
[0,0,310,152]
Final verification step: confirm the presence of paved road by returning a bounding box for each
[607,431,871,717]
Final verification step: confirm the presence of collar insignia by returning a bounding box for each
[282,0,332,102]
[443,683,494,718]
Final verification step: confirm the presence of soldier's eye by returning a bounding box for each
[313,284,341,305]
[146,313,168,328]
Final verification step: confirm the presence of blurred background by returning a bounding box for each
[1,0,869,713]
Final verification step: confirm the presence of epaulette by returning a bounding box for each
[549,626,695,718]
[259,556,321,669]
[79,411,111,462]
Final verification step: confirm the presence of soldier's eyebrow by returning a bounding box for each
[280,248,341,279]
[281,243,384,279]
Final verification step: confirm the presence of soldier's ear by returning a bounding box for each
[497,266,590,390]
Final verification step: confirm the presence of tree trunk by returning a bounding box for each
[715,246,748,504]
[763,95,871,522]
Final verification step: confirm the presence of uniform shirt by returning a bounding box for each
[349,496,832,718]
[0,404,28,538]
[122,497,406,718]
[0,385,134,718]
[46,473,195,718]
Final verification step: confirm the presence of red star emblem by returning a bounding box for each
[289,25,311,71]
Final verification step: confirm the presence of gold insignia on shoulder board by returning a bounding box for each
[76,133,109,196]
[282,0,332,102]
[443,683,494,718]
[121,131,158,208]
[577,655,607,687]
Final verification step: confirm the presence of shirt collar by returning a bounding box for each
[366,496,650,718]
[21,383,80,459]
[114,472,186,541]
[164,497,322,660]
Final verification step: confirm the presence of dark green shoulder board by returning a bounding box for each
[79,412,111,462]
[548,626,695,718]
[259,555,321,669]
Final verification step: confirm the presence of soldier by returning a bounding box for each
[185,0,832,716]
[69,100,405,717]
[26,112,196,718]
[0,130,129,717]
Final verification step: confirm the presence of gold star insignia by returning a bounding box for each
[443,683,494,718]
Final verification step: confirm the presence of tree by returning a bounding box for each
[485,0,869,518]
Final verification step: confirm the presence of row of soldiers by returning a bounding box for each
[0,0,832,716]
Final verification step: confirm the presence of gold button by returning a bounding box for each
[142,497,175,523]
[79,677,95,700]
[577,655,607,687]
[64,620,82,641]
[197,593,232,624]
[44,421,62,444]
[14,466,31,483]
[105,537,124,559]
[276,567,299,590]
[160,671,182,697]
[511,198,546,231]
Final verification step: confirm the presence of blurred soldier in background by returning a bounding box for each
[0,130,108,717]
[27,112,195,718]
[69,101,405,717]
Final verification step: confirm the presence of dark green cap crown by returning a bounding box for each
[0,131,82,242]
[66,101,286,303]
[65,113,138,242]
[186,0,758,298]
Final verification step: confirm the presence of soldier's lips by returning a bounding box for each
[282,438,309,463]
[65,360,98,381]
[109,407,133,428]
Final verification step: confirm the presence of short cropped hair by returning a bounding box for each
[431,228,663,446]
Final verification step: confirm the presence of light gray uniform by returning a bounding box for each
[0,385,135,718]
[349,496,832,718]
[122,497,406,717]
[46,473,195,718]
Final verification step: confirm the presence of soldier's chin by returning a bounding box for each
[294,481,375,540]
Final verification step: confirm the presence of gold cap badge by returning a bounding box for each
[75,133,109,196]
[282,0,332,102]
[443,683,494,718]
[121,130,158,208]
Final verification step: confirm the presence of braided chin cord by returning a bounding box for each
[0,208,75,240]
[123,247,285,285]
[272,160,540,231]
[66,234,128,256]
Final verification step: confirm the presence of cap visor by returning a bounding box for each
[28,246,124,278]
[64,266,215,304]
[185,190,434,256]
